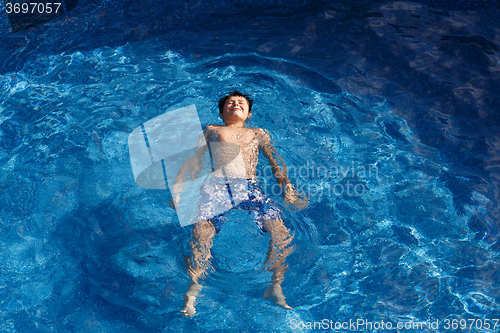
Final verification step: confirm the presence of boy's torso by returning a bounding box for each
[205,125,262,179]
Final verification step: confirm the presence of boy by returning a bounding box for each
[173,91,307,317]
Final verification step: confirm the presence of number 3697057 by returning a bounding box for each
[5,2,62,14]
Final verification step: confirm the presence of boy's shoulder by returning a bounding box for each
[204,124,222,133]
[253,127,270,138]
[249,127,271,146]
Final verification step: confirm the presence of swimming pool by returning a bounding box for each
[1,0,500,331]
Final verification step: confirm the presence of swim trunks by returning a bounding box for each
[195,177,281,233]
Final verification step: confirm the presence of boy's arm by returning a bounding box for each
[258,129,290,191]
[258,128,308,209]
[170,126,211,208]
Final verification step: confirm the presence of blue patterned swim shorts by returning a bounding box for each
[195,177,281,233]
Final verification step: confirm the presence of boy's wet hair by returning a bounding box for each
[218,91,253,114]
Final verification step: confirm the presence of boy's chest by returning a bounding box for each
[209,128,259,151]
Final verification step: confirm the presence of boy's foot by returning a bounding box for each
[181,283,202,317]
[263,284,293,310]
[180,297,196,317]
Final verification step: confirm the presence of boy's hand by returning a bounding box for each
[283,183,309,209]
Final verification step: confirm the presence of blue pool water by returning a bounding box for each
[1,0,500,332]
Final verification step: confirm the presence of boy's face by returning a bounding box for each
[220,96,251,124]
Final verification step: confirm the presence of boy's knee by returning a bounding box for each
[193,220,216,239]
[263,219,290,236]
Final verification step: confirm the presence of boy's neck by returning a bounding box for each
[224,121,246,128]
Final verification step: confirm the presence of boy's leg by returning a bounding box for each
[262,218,294,310]
[181,220,216,317]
